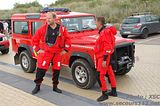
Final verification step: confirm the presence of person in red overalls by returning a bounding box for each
[32,12,71,94]
[95,17,117,102]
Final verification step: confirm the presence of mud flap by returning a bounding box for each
[14,54,20,65]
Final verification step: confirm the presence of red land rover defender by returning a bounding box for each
[11,8,135,89]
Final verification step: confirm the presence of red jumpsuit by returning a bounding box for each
[32,24,71,85]
[95,26,117,91]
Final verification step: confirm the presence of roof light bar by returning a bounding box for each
[41,7,71,13]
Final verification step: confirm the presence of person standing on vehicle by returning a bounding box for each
[32,12,71,94]
[95,17,117,102]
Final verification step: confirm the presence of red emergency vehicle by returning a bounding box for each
[0,34,9,54]
[11,8,135,89]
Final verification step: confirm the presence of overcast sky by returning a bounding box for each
[0,0,58,10]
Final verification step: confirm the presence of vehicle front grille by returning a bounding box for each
[112,43,135,71]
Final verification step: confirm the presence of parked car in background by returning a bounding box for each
[0,33,9,54]
[120,13,160,39]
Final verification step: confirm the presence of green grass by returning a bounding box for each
[50,0,160,23]
[0,0,160,23]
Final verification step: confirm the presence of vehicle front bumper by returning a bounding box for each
[120,29,142,35]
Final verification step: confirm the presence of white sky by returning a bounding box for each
[0,0,58,10]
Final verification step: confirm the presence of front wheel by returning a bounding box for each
[19,50,36,73]
[71,59,96,89]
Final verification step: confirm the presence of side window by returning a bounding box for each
[145,16,152,22]
[151,15,159,22]
[32,22,42,35]
[14,21,28,34]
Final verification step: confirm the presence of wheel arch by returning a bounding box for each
[69,52,95,69]
[18,44,32,57]
[14,44,32,65]
[141,26,149,33]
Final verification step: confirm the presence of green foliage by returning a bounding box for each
[13,1,42,9]
[0,1,42,19]
[0,0,160,23]
[51,0,160,23]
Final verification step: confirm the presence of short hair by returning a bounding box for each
[47,12,57,19]
[97,17,106,25]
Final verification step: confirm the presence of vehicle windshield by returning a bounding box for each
[123,17,140,24]
[61,16,97,32]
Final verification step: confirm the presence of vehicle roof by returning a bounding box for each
[11,12,95,20]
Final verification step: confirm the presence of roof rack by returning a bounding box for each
[40,7,71,13]
[131,12,152,16]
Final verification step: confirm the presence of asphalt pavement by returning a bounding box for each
[0,34,160,106]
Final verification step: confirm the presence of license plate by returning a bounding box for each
[124,31,131,34]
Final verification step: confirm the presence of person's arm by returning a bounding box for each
[63,27,71,52]
[102,30,112,61]
[32,28,42,52]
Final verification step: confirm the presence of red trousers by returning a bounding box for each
[37,51,61,71]
[96,55,116,91]
[34,51,62,85]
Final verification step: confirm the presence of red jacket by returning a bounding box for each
[32,24,71,54]
[95,26,117,59]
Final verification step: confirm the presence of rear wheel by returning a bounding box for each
[71,59,96,89]
[141,29,149,39]
[1,48,9,54]
[121,35,128,38]
[19,50,36,73]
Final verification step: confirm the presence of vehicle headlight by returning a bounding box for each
[2,36,8,41]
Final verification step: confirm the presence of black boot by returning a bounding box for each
[97,91,108,102]
[32,68,46,95]
[52,70,62,93]
[32,85,40,94]
[53,86,62,93]
[108,88,117,97]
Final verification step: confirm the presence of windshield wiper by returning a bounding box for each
[68,28,81,32]
[82,26,95,30]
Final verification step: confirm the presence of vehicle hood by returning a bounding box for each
[72,35,134,45]
[71,27,135,46]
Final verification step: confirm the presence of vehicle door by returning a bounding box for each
[150,15,160,32]
[144,16,154,33]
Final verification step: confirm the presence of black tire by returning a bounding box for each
[19,50,36,73]
[1,48,9,54]
[141,29,149,39]
[71,59,96,89]
[121,35,128,38]
[115,67,132,75]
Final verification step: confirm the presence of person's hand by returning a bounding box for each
[37,49,44,54]
[102,61,106,68]
[60,50,67,56]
